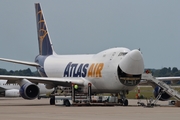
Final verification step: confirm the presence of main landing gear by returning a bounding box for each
[118,91,129,106]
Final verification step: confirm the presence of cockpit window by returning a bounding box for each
[118,52,128,56]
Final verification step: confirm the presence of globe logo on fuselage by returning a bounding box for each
[63,62,104,77]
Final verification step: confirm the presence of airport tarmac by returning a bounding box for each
[0,98,179,120]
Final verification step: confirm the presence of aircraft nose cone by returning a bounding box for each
[129,50,142,61]
[119,49,144,75]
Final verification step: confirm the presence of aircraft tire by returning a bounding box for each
[37,96,41,100]
[124,99,128,106]
[50,97,55,105]
[64,99,70,107]
[170,100,175,105]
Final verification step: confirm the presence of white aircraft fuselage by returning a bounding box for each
[36,47,144,93]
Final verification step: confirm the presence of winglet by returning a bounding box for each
[35,3,55,55]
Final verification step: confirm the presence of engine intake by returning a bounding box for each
[20,83,39,100]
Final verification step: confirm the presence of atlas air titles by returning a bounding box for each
[63,62,104,78]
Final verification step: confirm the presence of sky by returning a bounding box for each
[0,0,180,71]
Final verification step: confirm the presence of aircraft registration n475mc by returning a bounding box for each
[0,3,144,106]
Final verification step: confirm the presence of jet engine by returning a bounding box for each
[153,86,171,101]
[19,83,39,100]
[5,89,20,97]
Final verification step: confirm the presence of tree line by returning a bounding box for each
[0,67,180,77]
[146,67,180,77]
[0,68,40,76]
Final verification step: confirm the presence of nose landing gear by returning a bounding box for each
[118,90,129,106]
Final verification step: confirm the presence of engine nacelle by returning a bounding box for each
[154,86,171,101]
[19,83,39,100]
[5,89,20,97]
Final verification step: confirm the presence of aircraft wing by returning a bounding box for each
[140,76,180,87]
[0,75,84,87]
[0,58,39,67]
[156,77,180,84]
[156,77,180,81]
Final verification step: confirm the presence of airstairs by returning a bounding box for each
[141,73,180,102]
